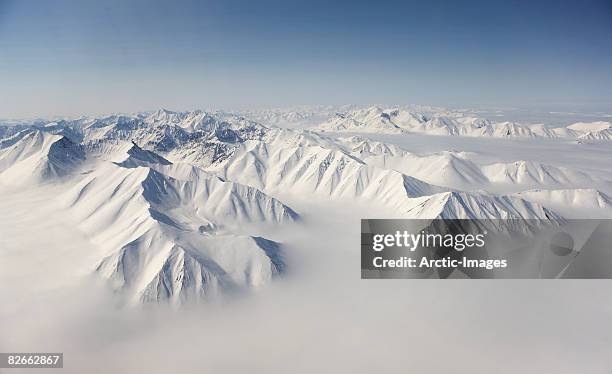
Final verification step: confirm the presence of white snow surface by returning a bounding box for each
[1,106,611,306]
[2,105,612,373]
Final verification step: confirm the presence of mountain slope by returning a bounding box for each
[481,160,590,186]
[516,188,612,218]
[405,191,563,221]
[209,139,567,221]
[0,130,85,184]
[60,158,295,304]
[210,141,444,205]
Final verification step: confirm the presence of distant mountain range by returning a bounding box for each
[1,106,611,303]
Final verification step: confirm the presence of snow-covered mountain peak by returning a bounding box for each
[117,142,173,168]
[0,130,86,184]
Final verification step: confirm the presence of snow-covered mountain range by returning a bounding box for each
[314,106,612,141]
[1,106,611,303]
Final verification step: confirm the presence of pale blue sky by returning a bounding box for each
[1,0,611,117]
